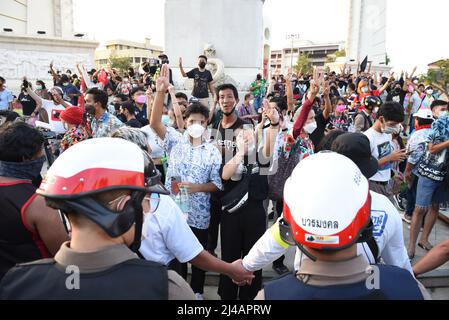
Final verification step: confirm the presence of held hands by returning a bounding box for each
[230,259,255,286]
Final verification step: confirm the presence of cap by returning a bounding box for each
[331,133,379,179]
[413,108,434,120]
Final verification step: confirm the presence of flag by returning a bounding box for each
[359,56,368,73]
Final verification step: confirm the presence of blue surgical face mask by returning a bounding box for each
[161,115,171,127]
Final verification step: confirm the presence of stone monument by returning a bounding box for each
[0,0,98,91]
[165,0,267,92]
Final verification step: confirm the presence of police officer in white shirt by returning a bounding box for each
[240,133,412,276]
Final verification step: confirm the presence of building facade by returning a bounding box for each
[0,0,98,92]
[270,40,343,75]
[95,38,164,69]
[346,0,387,66]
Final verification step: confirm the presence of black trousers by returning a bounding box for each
[207,199,221,253]
[218,199,267,300]
[169,227,208,294]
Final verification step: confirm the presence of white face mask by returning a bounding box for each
[374,107,379,114]
[437,110,448,119]
[427,89,434,95]
[187,124,206,139]
[304,121,318,134]
[382,123,400,135]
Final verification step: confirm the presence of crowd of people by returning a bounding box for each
[0,53,448,300]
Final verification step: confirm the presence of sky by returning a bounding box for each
[73,0,449,74]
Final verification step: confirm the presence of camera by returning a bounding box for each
[22,80,30,89]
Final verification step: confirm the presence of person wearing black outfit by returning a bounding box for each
[179,55,216,109]
[18,89,37,116]
[0,122,68,281]
[121,102,142,128]
[210,84,279,300]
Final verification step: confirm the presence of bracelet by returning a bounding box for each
[270,122,280,127]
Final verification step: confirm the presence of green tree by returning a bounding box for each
[109,56,132,73]
[295,52,313,75]
[335,49,346,58]
[421,59,449,95]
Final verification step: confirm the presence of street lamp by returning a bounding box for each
[286,34,300,70]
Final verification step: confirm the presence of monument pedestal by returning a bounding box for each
[0,33,98,92]
[165,0,265,91]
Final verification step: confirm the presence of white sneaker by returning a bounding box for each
[195,293,205,300]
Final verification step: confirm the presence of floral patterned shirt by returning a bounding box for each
[60,125,91,152]
[163,127,223,230]
[90,112,124,138]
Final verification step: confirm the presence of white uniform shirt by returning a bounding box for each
[242,191,413,275]
[139,195,203,266]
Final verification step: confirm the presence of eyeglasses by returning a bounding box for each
[144,193,161,214]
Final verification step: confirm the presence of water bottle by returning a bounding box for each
[179,186,190,219]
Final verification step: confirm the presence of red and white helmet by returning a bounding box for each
[37,138,168,248]
[283,152,371,251]
[38,137,168,199]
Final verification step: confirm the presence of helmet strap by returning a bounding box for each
[129,191,145,253]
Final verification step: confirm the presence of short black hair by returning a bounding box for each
[416,117,434,126]
[430,100,448,110]
[0,122,44,162]
[244,93,252,101]
[184,103,210,120]
[86,88,109,109]
[131,86,145,96]
[121,101,136,115]
[0,76,5,83]
[270,97,287,112]
[378,101,405,123]
[198,55,208,62]
[115,94,129,102]
[36,80,46,89]
[316,130,346,153]
[175,92,188,101]
[216,84,239,101]
[348,83,356,91]
[60,74,70,83]
[0,110,20,123]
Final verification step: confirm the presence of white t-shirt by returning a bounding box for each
[41,99,68,134]
[140,125,166,159]
[242,191,413,275]
[139,194,203,266]
[364,128,393,182]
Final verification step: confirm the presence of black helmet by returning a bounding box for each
[363,96,382,109]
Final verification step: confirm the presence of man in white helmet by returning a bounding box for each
[0,138,195,300]
[240,133,412,276]
[256,153,428,300]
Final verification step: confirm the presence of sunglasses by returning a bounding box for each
[144,193,161,214]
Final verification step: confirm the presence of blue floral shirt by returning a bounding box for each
[90,112,124,138]
[164,127,223,230]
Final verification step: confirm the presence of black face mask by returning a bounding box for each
[199,62,207,69]
[222,107,236,117]
[161,59,169,65]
